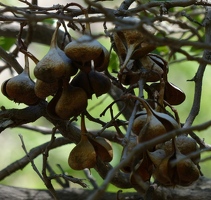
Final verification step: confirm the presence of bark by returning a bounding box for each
[0,176,210,200]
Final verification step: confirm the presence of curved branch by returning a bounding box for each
[0,176,211,200]
[183,5,211,128]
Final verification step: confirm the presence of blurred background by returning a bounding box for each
[0,0,211,192]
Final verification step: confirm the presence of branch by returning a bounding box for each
[183,4,211,128]
[0,176,211,200]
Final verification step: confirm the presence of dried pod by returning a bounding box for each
[68,133,96,170]
[150,81,186,106]
[147,149,166,167]
[140,56,164,82]
[94,45,110,72]
[88,136,113,162]
[132,111,147,135]
[164,81,186,105]
[130,153,153,184]
[68,116,96,170]
[34,22,77,83]
[2,55,39,105]
[153,152,175,186]
[113,28,155,63]
[118,60,141,85]
[129,152,152,194]
[55,83,88,119]
[88,70,111,97]
[46,82,63,120]
[137,99,167,143]
[34,79,58,99]
[175,149,200,186]
[71,71,94,99]
[151,111,179,132]
[64,35,103,63]
[160,135,200,164]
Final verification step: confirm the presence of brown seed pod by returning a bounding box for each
[150,81,186,106]
[34,22,77,83]
[34,79,59,99]
[71,44,109,73]
[174,147,200,186]
[152,151,175,186]
[129,152,152,194]
[88,70,111,97]
[70,70,94,99]
[136,99,167,143]
[94,45,110,72]
[132,111,147,135]
[55,83,88,119]
[160,135,200,164]
[68,133,96,170]
[64,35,103,63]
[117,60,142,86]
[147,149,166,168]
[88,136,113,162]
[130,152,153,184]
[2,55,39,105]
[68,115,96,170]
[140,56,164,82]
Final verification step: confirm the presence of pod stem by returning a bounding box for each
[24,55,30,75]
[50,21,61,48]
[81,114,88,135]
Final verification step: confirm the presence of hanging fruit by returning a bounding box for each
[34,21,78,83]
[68,115,96,170]
[1,55,40,105]
[54,83,88,120]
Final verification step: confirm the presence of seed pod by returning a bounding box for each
[88,70,111,97]
[70,44,109,73]
[132,111,147,135]
[153,151,175,186]
[34,79,59,99]
[88,136,113,162]
[2,55,39,105]
[137,99,167,143]
[68,133,96,170]
[129,152,152,194]
[55,83,88,119]
[160,135,200,164]
[71,71,94,99]
[64,35,103,63]
[150,81,186,106]
[118,60,142,85]
[147,149,166,167]
[94,45,110,72]
[140,56,164,82]
[34,22,77,83]
[175,150,200,186]
[68,115,96,170]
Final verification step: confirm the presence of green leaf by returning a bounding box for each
[108,51,119,72]
[0,37,16,51]
[42,18,55,25]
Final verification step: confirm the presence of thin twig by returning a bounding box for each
[19,134,44,181]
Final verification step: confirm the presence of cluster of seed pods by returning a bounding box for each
[34,22,111,120]
[114,26,200,191]
[1,21,111,120]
